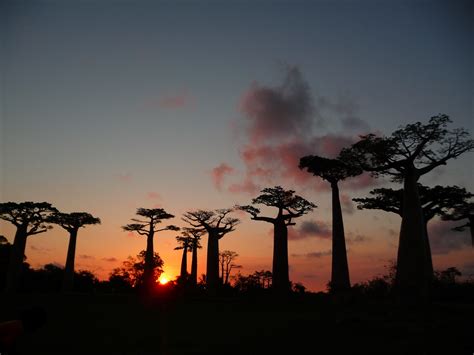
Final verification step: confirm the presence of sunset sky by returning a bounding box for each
[1,0,472,291]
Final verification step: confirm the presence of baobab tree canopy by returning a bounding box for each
[339,115,474,181]
[298,155,362,183]
[0,202,58,234]
[239,186,316,225]
[122,208,179,235]
[48,212,101,231]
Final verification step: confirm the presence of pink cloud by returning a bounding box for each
[144,91,194,109]
[116,173,132,183]
[211,163,235,191]
[288,220,332,241]
[147,192,161,200]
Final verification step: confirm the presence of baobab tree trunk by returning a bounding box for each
[206,233,219,291]
[5,227,28,293]
[469,216,474,248]
[330,182,351,293]
[423,221,434,278]
[143,232,155,289]
[272,220,290,293]
[62,229,78,293]
[395,169,431,303]
[191,246,198,285]
[180,245,188,279]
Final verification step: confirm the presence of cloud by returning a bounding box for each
[211,163,235,191]
[340,193,355,215]
[240,65,317,143]
[79,254,95,260]
[30,245,52,253]
[292,250,332,258]
[147,191,161,200]
[145,91,194,109]
[217,65,376,195]
[341,116,370,133]
[116,173,132,183]
[102,257,118,262]
[347,234,369,244]
[428,220,471,254]
[288,220,332,240]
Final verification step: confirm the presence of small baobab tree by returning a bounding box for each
[122,208,179,290]
[0,202,57,293]
[354,185,473,275]
[442,199,473,247]
[339,115,474,301]
[237,186,315,293]
[299,156,362,293]
[219,250,241,285]
[182,209,239,291]
[183,227,204,285]
[48,212,101,292]
[175,233,192,281]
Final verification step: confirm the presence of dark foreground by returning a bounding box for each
[1,293,473,355]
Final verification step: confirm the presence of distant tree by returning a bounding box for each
[292,282,306,294]
[299,156,362,293]
[340,115,474,301]
[122,208,178,290]
[47,212,101,292]
[232,270,273,292]
[354,185,473,274]
[0,202,58,293]
[237,186,315,293]
[175,234,193,280]
[182,209,239,291]
[442,200,473,247]
[109,250,164,289]
[219,250,241,285]
[182,227,204,285]
[435,267,462,285]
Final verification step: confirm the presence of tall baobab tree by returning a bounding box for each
[238,186,315,293]
[48,212,101,292]
[175,234,192,280]
[339,115,474,301]
[182,209,239,291]
[354,185,474,274]
[0,202,57,293]
[219,250,241,285]
[442,200,473,247]
[122,208,179,290]
[299,156,362,293]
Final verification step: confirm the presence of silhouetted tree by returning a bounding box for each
[0,202,57,293]
[47,212,101,292]
[182,209,239,291]
[122,208,178,290]
[238,186,315,293]
[175,234,192,280]
[219,250,241,285]
[442,200,473,247]
[340,115,474,301]
[109,250,164,290]
[182,227,204,285]
[354,185,473,274]
[299,156,362,293]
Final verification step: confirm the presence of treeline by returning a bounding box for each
[0,115,473,303]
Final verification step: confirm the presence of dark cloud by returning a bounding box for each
[102,257,118,262]
[292,250,332,258]
[78,254,95,260]
[428,220,471,254]
[347,234,369,244]
[288,220,332,240]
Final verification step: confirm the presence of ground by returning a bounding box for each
[1,293,473,354]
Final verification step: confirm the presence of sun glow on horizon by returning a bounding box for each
[158,275,170,285]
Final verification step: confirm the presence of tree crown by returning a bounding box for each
[0,201,58,236]
[48,212,101,232]
[299,155,362,183]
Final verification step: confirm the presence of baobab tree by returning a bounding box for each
[182,209,239,291]
[354,185,474,274]
[0,202,57,293]
[442,200,473,247]
[48,212,101,292]
[219,250,241,285]
[175,233,192,281]
[122,208,179,290]
[183,227,204,285]
[238,186,315,293]
[339,115,474,301]
[299,156,362,293]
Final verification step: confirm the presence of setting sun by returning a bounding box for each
[158,275,169,285]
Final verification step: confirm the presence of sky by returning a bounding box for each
[1,0,473,291]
